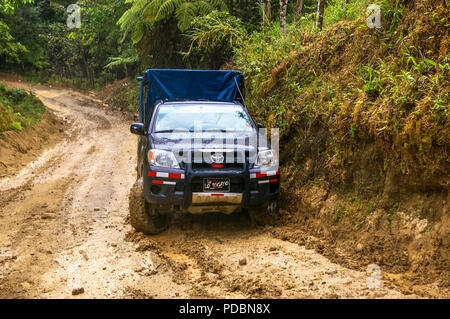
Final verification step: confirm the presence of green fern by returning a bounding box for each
[118,0,225,45]
[104,48,139,70]
[176,1,196,31]
[187,11,245,54]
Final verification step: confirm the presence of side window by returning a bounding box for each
[142,84,148,124]
[145,104,157,131]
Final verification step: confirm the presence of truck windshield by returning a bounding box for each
[153,104,254,133]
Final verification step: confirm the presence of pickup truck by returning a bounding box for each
[129,69,280,234]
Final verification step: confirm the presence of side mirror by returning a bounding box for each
[257,123,265,129]
[130,123,145,135]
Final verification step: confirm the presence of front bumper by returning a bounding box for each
[143,163,279,214]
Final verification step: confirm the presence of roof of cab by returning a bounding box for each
[141,69,245,123]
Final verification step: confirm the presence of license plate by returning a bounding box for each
[203,178,230,192]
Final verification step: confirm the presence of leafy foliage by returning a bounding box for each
[0,0,34,15]
[1,0,134,87]
[118,0,226,45]
[104,47,139,73]
[187,10,245,54]
[234,0,449,179]
[0,82,46,132]
[70,0,135,85]
[0,0,34,62]
[0,21,28,63]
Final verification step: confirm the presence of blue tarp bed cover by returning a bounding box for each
[138,69,245,123]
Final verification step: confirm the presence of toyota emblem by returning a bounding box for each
[211,153,225,164]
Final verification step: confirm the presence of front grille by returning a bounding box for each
[180,150,247,171]
[191,162,243,170]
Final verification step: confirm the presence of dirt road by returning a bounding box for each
[0,81,420,298]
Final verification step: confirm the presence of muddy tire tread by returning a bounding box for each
[129,179,170,235]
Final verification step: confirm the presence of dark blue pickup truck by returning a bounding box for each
[129,69,280,234]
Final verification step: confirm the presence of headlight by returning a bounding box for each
[254,149,278,168]
[148,149,180,169]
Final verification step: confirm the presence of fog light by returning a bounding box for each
[151,185,161,194]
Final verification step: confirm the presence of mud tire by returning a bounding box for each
[129,179,170,235]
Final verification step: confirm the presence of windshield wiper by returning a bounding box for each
[155,129,238,133]
[203,129,228,133]
[153,129,175,133]
[154,129,195,133]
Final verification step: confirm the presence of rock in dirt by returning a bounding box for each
[326,269,338,275]
[71,287,84,295]
[239,258,247,266]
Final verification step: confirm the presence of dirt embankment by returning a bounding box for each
[95,78,139,116]
[0,75,67,177]
[0,110,64,178]
[239,0,450,296]
[278,142,449,297]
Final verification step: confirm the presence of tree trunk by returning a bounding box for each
[262,0,271,28]
[316,0,325,31]
[280,0,288,38]
[294,0,304,21]
[262,0,271,42]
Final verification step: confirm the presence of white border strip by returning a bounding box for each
[250,170,279,179]
[148,171,185,179]
[152,180,176,185]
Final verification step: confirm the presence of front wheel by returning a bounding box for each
[129,179,171,234]
[248,200,280,226]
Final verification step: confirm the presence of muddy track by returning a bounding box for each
[0,81,424,299]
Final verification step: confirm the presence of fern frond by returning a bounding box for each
[118,0,228,44]
[175,2,196,31]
